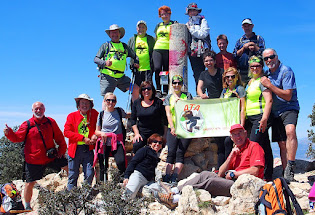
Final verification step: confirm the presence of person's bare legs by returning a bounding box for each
[278,141,287,170]
[284,124,298,182]
[24,181,36,209]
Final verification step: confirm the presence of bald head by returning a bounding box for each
[32,102,45,119]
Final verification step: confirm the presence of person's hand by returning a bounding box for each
[229,146,240,159]
[243,41,255,50]
[260,77,272,88]
[100,132,107,144]
[90,134,98,144]
[133,63,139,68]
[83,137,91,145]
[259,118,267,133]
[3,124,11,135]
[105,60,112,67]
[170,127,176,136]
[200,94,209,99]
[133,134,143,143]
[123,178,129,187]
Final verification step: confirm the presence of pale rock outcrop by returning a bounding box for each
[228,174,266,215]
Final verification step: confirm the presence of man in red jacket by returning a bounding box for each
[4,102,68,210]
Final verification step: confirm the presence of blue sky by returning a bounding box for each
[1,1,314,155]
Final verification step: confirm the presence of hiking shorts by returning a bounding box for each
[25,157,68,182]
[271,110,299,142]
[100,73,130,96]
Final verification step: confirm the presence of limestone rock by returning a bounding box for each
[228,174,266,215]
[196,189,212,202]
[211,196,230,206]
[177,185,199,214]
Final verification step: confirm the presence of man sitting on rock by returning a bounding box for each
[154,124,265,209]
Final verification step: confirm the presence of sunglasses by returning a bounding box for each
[225,75,236,79]
[141,87,152,91]
[263,54,276,61]
[172,82,182,85]
[152,140,163,144]
[250,65,262,69]
[105,99,116,103]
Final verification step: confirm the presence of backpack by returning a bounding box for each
[188,17,211,57]
[99,108,126,144]
[255,177,303,215]
[0,183,24,213]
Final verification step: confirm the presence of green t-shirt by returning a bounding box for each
[77,115,89,145]
[136,36,151,71]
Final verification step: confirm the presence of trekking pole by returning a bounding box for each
[126,67,136,113]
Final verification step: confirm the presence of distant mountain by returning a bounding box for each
[271,137,311,161]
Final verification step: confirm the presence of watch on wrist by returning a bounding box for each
[230,171,235,180]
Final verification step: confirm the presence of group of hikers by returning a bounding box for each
[3,3,300,211]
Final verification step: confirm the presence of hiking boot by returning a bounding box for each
[163,174,171,183]
[170,173,178,187]
[284,162,297,183]
[153,191,178,210]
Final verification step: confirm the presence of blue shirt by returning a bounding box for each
[265,63,300,117]
[233,32,265,70]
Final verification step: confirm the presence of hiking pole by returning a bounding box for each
[126,67,136,113]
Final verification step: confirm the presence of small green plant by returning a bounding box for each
[307,104,315,159]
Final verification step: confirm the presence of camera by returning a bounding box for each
[46,148,58,158]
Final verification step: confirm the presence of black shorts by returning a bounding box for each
[25,157,68,182]
[271,110,299,142]
[133,70,152,86]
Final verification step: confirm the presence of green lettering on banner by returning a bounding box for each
[174,98,240,138]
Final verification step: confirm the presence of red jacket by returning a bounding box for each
[64,109,98,158]
[5,116,67,165]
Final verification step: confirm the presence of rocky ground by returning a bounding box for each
[12,134,315,214]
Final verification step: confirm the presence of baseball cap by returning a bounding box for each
[137,20,147,27]
[230,124,245,132]
[242,18,253,25]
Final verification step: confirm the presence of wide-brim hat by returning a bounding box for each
[105,24,125,39]
[74,94,94,108]
[185,3,202,15]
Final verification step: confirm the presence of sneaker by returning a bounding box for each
[284,162,297,183]
[153,191,178,210]
[25,206,32,211]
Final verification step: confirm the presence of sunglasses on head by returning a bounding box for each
[263,54,276,61]
[152,140,163,144]
[225,75,236,79]
[141,87,152,91]
[105,99,116,103]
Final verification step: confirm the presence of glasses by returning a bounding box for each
[250,65,262,69]
[225,75,236,79]
[263,54,276,61]
[141,87,152,91]
[105,99,116,103]
[152,140,163,145]
[172,82,182,86]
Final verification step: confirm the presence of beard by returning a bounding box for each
[33,112,44,119]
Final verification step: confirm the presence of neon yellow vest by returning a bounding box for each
[154,22,172,50]
[246,77,265,116]
[169,93,188,127]
[136,36,151,71]
[101,42,127,78]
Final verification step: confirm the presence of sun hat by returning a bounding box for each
[105,24,125,39]
[185,3,202,15]
[74,94,94,108]
[230,124,245,132]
